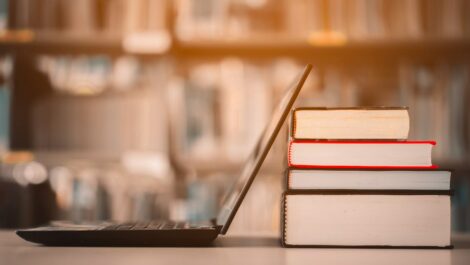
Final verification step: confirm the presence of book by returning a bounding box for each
[291,107,409,140]
[288,140,436,169]
[282,191,452,248]
[286,168,451,191]
[0,0,8,30]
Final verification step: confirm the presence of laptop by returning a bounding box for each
[16,64,312,246]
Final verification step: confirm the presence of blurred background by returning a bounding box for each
[0,0,469,234]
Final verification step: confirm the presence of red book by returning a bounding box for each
[288,140,437,169]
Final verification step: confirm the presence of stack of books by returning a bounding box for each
[282,107,452,248]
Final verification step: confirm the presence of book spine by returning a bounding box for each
[287,140,438,169]
[290,140,437,145]
[284,190,453,196]
[282,191,453,248]
[289,107,411,140]
[287,140,294,167]
[281,192,288,247]
[290,109,297,139]
[286,167,453,189]
[288,164,439,170]
[292,107,410,111]
[284,168,291,191]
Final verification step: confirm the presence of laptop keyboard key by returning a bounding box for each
[100,220,212,231]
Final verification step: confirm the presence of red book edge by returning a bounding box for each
[287,164,439,169]
[290,140,436,145]
[287,140,438,169]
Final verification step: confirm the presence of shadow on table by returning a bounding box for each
[214,236,281,248]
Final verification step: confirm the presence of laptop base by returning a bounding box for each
[17,221,220,247]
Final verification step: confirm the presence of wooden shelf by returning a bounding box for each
[0,31,124,55]
[1,31,470,63]
[172,37,470,63]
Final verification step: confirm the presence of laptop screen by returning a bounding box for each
[216,64,312,234]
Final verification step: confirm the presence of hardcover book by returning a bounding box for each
[282,191,452,248]
[286,168,451,191]
[288,140,436,169]
[291,107,409,140]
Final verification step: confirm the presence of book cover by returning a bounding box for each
[287,140,437,169]
[281,190,452,248]
[290,107,409,140]
[285,168,452,191]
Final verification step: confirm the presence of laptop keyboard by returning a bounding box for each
[100,221,215,231]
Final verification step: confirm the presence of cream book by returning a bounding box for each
[288,140,436,169]
[282,191,452,248]
[291,107,409,140]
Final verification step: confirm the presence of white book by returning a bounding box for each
[287,169,451,191]
[282,193,451,247]
[288,140,435,168]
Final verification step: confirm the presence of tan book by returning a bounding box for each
[290,107,409,140]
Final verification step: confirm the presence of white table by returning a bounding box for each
[1,230,470,265]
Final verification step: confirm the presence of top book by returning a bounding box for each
[291,107,409,140]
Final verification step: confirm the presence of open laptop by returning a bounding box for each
[16,64,312,246]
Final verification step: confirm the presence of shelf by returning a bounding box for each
[172,37,470,63]
[1,31,470,62]
[0,31,124,55]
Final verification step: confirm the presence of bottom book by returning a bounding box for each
[282,191,451,248]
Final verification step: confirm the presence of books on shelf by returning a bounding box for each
[288,140,436,168]
[282,106,452,248]
[4,0,470,40]
[0,0,7,31]
[6,0,168,35]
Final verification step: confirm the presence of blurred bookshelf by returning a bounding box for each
[0,0,470,233]
[173,38,470,63]
[0,31,470,63]
[0,30,124,55]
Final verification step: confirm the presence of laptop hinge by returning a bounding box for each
[210,218,223,233]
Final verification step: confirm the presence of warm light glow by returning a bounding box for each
[1,151,34,164]
[123,31,172,54]
[307,31,348,46]
[0,30,34,43]
[23,161,48,184]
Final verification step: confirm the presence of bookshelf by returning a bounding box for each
[173,38,470,63]
[1,0,470,232]
[0,30,123,55]
[1,30,469,63]
[2,30,469,172]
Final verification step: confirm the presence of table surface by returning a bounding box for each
[1,230,470,265]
